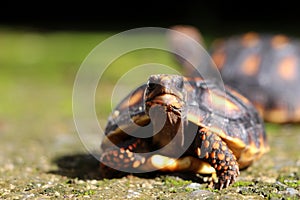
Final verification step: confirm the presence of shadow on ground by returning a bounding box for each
[49,153,105,180]
[48,153,207,183]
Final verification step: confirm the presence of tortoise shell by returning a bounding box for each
[100,74,269,189]
[168,25,300,123]
[210,32,300,123]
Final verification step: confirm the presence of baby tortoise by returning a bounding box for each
[168,25,300,123]
[100,74,269,189]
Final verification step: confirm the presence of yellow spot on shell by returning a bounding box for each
[169,25,204,45]
[207,91,240,113]
[277,56,297,81]
[241,32,260,47]
[265,107,289,123]
[241,54,260,76]
[271,34,289,49]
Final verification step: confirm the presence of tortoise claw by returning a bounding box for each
[215,164,239,189]
[219,179,230,190]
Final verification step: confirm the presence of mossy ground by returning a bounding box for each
[0,27,299,199]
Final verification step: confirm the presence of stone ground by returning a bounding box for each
[0,121,299,199]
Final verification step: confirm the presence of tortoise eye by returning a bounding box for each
[148,83,156,90]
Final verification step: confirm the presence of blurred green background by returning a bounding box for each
[0,25,192,165]
[2,2,300,157]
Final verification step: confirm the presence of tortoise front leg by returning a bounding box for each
[194,128,240,189]
[100,138,148,171]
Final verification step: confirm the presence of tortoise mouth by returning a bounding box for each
[145,93,184,115]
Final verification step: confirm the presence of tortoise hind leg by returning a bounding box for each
[194,128,240,189]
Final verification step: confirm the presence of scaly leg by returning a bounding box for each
[193,127,240,189]
[100,138,148,171]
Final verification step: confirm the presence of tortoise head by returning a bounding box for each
[144,74,187,150]
[144,74,186,116]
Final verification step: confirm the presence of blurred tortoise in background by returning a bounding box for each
[100,74,269,189]
[168,25,300,123]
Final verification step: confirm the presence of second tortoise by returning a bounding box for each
[168,25,300,123]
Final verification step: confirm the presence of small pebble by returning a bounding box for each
[189,189,213,198]
[185,183,201,190]
[9,184,16,190]
[89,180,98,185]
[126,189,140,198]
[286,187,298,196]
[141,182,153,189]
[54,191,60,197]
[275,181,287,187]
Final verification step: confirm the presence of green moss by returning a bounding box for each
[71,189,83,195]
[168,187,178,193]
[266,192,286,199]
[277,175,300,188]
[232,181,254,187]
[162,176,192,187]
[206,188,219,193]
[84,190,96,195]
[70,189,95,196]
[97,178,118,187]
[184,187,194,192]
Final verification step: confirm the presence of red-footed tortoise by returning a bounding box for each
[168,25,300,123]
[100,74,269,189]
